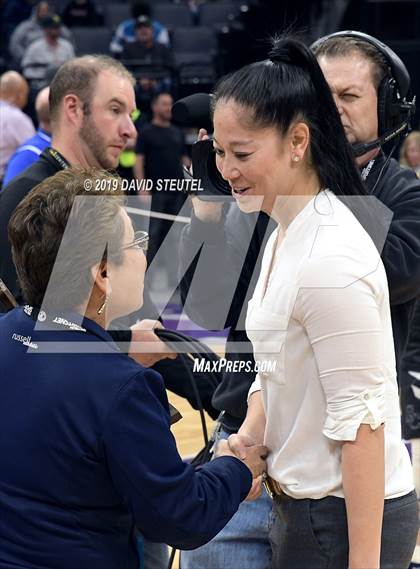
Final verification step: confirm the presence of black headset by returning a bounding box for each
[311,30,416,157]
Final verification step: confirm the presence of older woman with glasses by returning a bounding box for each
[0,167,267,569]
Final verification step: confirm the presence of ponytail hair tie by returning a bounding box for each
[268,47,293,65]
[268,37,310,69]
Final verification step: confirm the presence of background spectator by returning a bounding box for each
[0,71,35,185]
[22,15,75,82]
[400,131,420,178]
[135,92,190,287]
[110,1,169,57]
[122,16,173,69]
[3,86,51,188]
[9,1,72,66]
[0,0,36,60]
[61,0,102,28]
[122,15,174,99]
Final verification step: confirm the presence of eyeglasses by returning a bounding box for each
[122,230,149,252]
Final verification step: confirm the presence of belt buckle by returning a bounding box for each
[263,474,283,500]
[262,473,275,500]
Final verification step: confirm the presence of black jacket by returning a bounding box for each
[368,155,420,366]
[0,149,62,301]
[404,300,420,371]
[179,206,274,432]
[179,153,420,432]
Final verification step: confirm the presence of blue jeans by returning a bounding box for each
[144,540,169,569]
[137,535,169,569]
[181,430,273,569]
[269,490,419,569]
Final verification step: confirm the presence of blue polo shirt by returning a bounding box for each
[2,128,51,188]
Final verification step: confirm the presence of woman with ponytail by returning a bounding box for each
[212,36,418,568]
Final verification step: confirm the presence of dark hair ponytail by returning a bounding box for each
[212,35,367,197]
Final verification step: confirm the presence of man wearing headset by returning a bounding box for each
[179,31,420,569]
[312,31,419,371]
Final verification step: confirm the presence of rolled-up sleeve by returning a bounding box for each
[322,384,386,440]
[295,259,388,442]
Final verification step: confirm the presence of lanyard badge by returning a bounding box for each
[47,148,71,170]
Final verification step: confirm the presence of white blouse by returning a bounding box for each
[247,190,414,500]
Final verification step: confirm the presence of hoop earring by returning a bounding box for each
[97,296,108,315]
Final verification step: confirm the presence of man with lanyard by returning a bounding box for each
[179,31,420,569]
[0,55,138,302]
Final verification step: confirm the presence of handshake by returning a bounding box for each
[215,434,269,501]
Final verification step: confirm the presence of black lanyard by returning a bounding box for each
[47,147,71,170]
[361,159,375,182]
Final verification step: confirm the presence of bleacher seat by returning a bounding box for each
[54,0,70,12]
[177,62,216,88]
[199,3,238,27]
[154,4,193,29]
[172,27,217,88]
[173,52,213,66]
[172,26,216,57]
[104,3,131,29]
[72,27,112,55]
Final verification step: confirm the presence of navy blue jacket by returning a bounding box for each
[0,308,251,569]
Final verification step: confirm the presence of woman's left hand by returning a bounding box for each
[228,433,259,460]
[129,320,177,367]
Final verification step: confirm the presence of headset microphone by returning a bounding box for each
[352,113,415,157]
[311,31,417,158]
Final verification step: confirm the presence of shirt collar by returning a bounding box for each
[38,128,52,142]
[0,100,17,110]
[79,314,121,349]
[20,305,121,352]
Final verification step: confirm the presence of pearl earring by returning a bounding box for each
[292,155,300,162]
